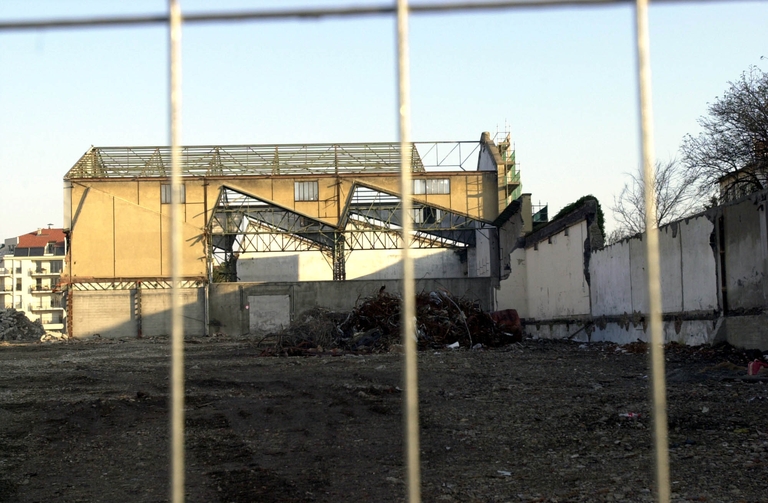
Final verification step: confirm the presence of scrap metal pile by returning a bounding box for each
[267,291,522,356]
[0,308,46,342]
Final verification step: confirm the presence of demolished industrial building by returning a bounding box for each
[56,129,768,351]
[61,132,528,339]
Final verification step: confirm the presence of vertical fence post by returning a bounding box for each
[396,1,421,502]
[634,1,671,501]
[169,1,185,502]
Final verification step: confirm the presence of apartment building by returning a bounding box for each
[0,227,66,332]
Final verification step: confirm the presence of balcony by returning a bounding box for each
[0,267,9,276]
[29,268,60,277]
[29,300,64,311]
[30,286,53,294]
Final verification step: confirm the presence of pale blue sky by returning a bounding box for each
[1,0,766,242]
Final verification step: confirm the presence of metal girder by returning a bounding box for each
[207,182,497,281]
[340,182,495,249]
[68,279,204,291]
[209,186,338,255]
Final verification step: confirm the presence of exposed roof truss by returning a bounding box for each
[209,186,338,256]
[64,141,484,179]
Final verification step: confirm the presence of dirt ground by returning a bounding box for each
[1,337,767,503]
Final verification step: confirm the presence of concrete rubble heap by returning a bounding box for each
[269,290,522,355]
[0,309,46,342]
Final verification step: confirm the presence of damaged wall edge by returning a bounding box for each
[497,188,768,350]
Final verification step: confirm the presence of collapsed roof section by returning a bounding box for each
[340,182,495,249]
[64,141,488,179]
[209,183,495,254]
[208,183,503,281]
[209,186,337,256]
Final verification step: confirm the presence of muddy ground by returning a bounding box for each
[0,337,766,503]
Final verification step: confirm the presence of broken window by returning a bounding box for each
[294,181,319,202]
[161,183,186,204]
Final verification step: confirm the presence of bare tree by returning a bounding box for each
[611,159,697,240]
[681,65,768,201]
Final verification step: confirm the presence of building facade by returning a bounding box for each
[62,132,524,338]
[0,227,66,332]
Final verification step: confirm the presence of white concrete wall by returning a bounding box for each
[681,216,720,311]
[346,248,463,280]
[589,240,632,316]
[497,219,590,319]
[525,220,591,319]
[238,251,331,282]
[590,214,718,318]
[724,200,767,310]
[238,248,465,282]
[495,247,528,316]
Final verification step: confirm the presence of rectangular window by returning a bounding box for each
[50,260,63,273]
[413,178,450,195]
[294,181,319,202]
[16,278,22,291]
[161,183,186,204]
[411,207,442,224]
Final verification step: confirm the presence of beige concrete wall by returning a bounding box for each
[67,171,499,281]
[68,180,207,279]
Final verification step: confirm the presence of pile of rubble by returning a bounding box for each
[268,290,522,356]
[0,308,46,342]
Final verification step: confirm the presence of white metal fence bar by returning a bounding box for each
[396,2,422,501]
[634,0,671,501]
[0,0,742,31]
[168,1,185,502]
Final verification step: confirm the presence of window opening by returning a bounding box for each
[161,183,186,204]
[413,179,450,195]
[294,181,319,201]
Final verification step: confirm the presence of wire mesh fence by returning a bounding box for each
[0,1,678,501]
